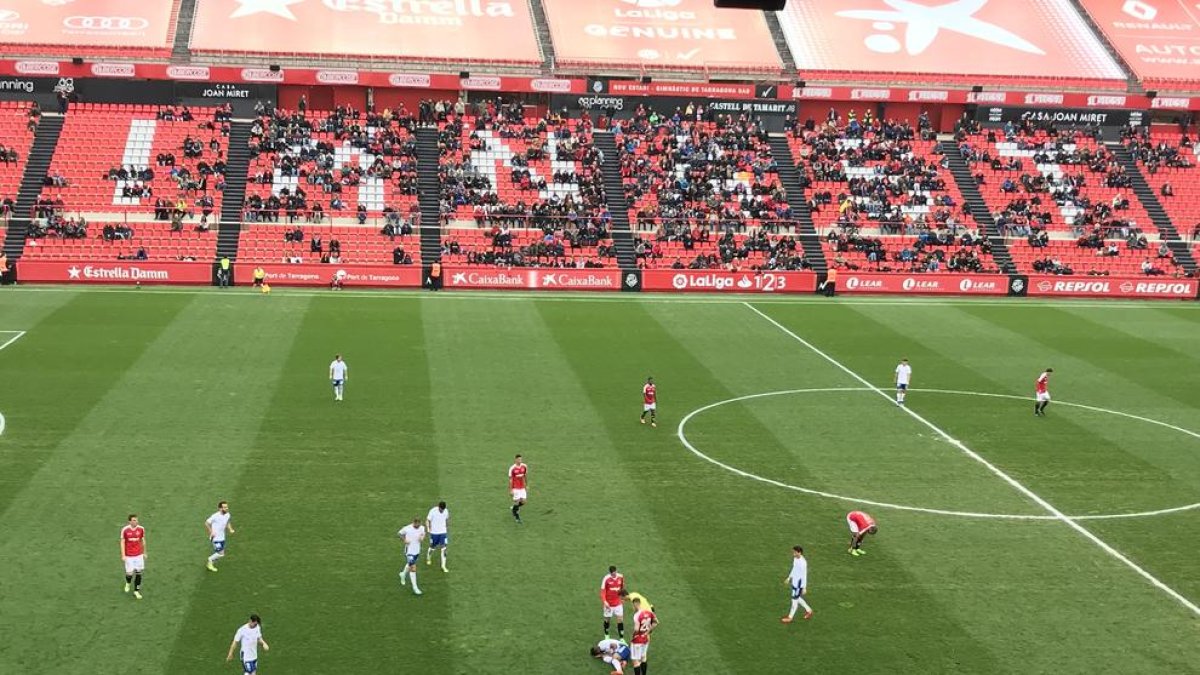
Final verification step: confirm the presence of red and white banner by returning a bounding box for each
[443,267,623,291]
[190,0,541,64]
[18,260,212,285]
[1027,276,1198,299]
[542,0,780,70]
[777,0,1124,83]
[642,270,816,293]
[839,273,1007,295]
[783,85,1159,110]
[234,263,422,288]
[1078,0,1200,85]
[0,0,176,49]
[608,80,759,99]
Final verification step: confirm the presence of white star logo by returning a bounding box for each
[838,0,1043,56]
[451,272,467,285]
[230,0,303,20]
[67,266,81,279]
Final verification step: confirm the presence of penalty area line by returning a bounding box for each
[0,330,26,352]
[743,301,1200,619]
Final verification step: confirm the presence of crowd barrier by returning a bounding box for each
[11,261,1199,301]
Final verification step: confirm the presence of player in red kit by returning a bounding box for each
[120,514,146,599]
[1034,368,1053,417]
[640,377,657,428]
[508,454,528,524]
[600,565,627,639]
[629,596,657,675]
[846,510,877,557]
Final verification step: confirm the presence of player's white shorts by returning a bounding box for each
[124,555,145,574]
[630,642,648,661]
[511,488,527,501]
[1036,391,1051,402]
[603,603,625,619]
[643,403,656,412]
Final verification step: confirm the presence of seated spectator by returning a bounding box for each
[1142,258,1164,276]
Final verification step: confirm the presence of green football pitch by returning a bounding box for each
[0,287,1197,675]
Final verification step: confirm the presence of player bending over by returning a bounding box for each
[205,500,235,572]
[226,614,269,673]
[640,377,657,428]
[895,359,912,405]
[397,517,426,595]
[425,501,450,573]
[508,454,528,524]
[591,637,632,674]
[781,545,812,623]
[1034,368,1053,417]
[847,510,878,556]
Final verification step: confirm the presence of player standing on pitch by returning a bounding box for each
[781,545,812,623]
[629,596,658,675]
[205,500,235,572]
[640,377,657,428]
[397,517,426,595]
[120,514,146,600]
[601,565,627,639]
[425,501,450,572]
[329,354,348,402]
[1035,368,1053,416]
[895,358,912,405]
[509,454,528,524]
[226,613,269,673]
[847,510,878,556]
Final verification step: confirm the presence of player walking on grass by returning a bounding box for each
[398,517,425,595]
[895,359,912,405]
[120,514,146,600]
[329,354,348,402]
[1035,368,1053,416]
[781,545,812,623]
[205,500,235,572]
[509,454,528,523]
[601,566,627,639]
[226,614,269,673]
[640,377,657,428]
[425,501,449,572]
[629,596,658,675]
[847,510,878,556]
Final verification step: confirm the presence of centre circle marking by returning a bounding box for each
[676,388,1200,521]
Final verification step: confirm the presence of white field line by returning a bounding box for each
[743,302,1200,618]
[0,330,26,352]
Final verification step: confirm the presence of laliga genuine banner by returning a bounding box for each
[191,0,541,63]
[233,263,422,288]
[18,260,212,285]
[1026,276,1199,300]
[641,270,816,293]
[838,273,1008,295]
[1078,0,1200,85]
[776,0,1125,83]
[0,0,176,49]
[542,0,780,70]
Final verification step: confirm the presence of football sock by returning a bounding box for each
[399,568,406,584]
[207,552,220,563]
[408,571,420,592]
[796,596,811,613]
[604,619,611,636]
[133,573,142,591]
[617,622,624,639]
[440,549,447,569]
[125,574,133,584]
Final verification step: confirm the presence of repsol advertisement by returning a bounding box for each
[974,105,1145,128]
[550,94,796,131]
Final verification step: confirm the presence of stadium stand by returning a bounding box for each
[237,223,420,266]
[0,102,35,224]
[1123,129,1200,248]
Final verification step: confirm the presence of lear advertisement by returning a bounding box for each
[839,273,1007,295]
[1027,276,1198,299]
[542,0,779,70]
[234,263,422,288]
[191,0,540,63]
[776,0,1124,82]
[641,270,816,293]
[1078,0,1200,84]
[444,267,623,291]
[0,0,175,48]
[18,260,212,285]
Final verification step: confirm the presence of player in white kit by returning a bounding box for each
[205,500,235,572]
[425,501,450,572]
[781,545,812,623]
[591,637,632,673]
[226,614,269,673]
[329,354,348,402]
[895,358,912,405]
[398,517,426,595]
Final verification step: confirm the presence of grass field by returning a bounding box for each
[0,287,1197,675]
